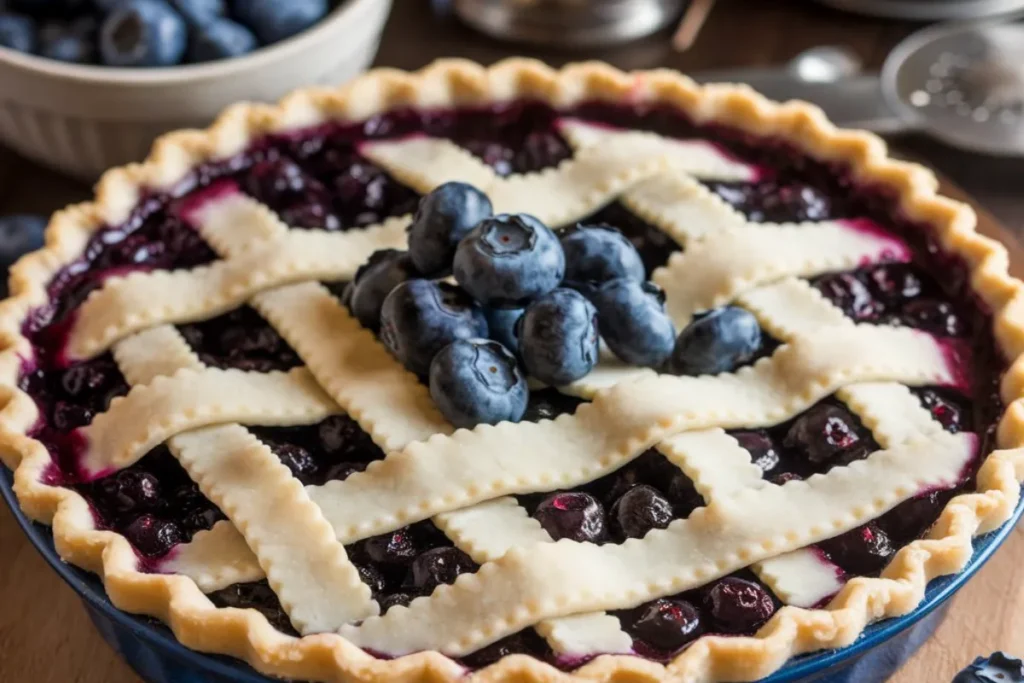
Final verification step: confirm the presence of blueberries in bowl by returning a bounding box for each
[231,0,327,45]
[100,0,188,67]
[0,13,37,52]
[187,16,255,62]
[0,214,46,295]
[0,0,333,66]
[170,0,224,26]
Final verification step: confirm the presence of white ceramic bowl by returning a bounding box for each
[0,0,393,180]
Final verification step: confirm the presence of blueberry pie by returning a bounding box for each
[1,59,1023,682]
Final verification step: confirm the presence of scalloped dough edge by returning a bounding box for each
[0,58,1021,683]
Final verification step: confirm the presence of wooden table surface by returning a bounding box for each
[1,1,1022,682]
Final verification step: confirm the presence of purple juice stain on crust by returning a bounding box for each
[8,99,1008,665]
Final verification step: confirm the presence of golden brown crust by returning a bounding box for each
[0,58,1022,682]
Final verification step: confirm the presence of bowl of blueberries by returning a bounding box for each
[0,0,392,179]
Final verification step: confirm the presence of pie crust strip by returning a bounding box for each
[600,152,959,608]
[177,194,633,654]
[113,326,379,634]
[340,432,977,655]
[309,325,958,543]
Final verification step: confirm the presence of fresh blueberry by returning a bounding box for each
[953,652,1024,683]
[407,182,493,275]
[703,577,776,634]
[41,28,95,62]
[187,16,254,61]
[379,279,487,377]
[0,215,46,275]
[533,492,606,543]
[429,339,527,428]
[484,306,523,353]
[348,249,418,332]
[407,547,477,593]
[629,598,703,652]
[170,0,222,25]
[560,224,645,295]
[611,485,674,540]
[0,13,36,53]
[518,288,599,385]
[454,213,565,308]
[100,0,187,67]
[231,0,327,45]
[593,279,676,368]
[668,306,763,376]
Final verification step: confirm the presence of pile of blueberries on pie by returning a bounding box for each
[348,181,762,429]
[0,0,333,66]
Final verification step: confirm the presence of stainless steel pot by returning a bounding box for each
[812,0,1024,20]
[452,0,687,46]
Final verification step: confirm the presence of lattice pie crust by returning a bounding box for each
[0,59,1023,683]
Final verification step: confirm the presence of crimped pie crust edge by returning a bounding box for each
[0,58,1020,683]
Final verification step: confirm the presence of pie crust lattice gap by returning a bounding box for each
[0,59,1022,683]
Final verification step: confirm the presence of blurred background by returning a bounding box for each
[0,0,1020,235]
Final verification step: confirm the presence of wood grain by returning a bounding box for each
[0,2,1022,682]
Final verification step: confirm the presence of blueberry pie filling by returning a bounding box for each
[2,62,1021,682]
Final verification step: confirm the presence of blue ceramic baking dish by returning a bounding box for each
[2,462,1020,683]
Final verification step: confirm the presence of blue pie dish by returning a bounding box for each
[3,462,1020,683]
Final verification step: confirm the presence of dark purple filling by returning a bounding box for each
[613,571,781,660]
[178,306,302,373]
[12,99,1007,667]
[518,450,705,545]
